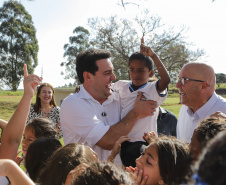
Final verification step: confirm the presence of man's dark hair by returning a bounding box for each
[129,52,154,71]
[76,49,111,84]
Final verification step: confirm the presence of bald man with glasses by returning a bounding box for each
[176,62,226,143]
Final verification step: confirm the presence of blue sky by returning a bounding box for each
[1,0,226,89]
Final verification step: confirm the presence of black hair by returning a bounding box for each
[25,138,62,182]
[129,52,154,71]
[191,130,226,185]
[73,161,134,185]
[39,143,97,185]
[150,136,190,185]
[26,118,57,139]
[76,49,111,84]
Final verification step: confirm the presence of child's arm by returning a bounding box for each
[0,64,42,160]
[0,119,7,129]
[107,136,130,163]
[140,37,170,93]
[0,119,7,141]
[0,159,35,185]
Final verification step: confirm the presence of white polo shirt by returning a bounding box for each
[177,92,226,143]
[60,85,121,163]
[112,80,167,141]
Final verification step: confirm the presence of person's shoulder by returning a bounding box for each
[61,93,79,107]
[61,92,91,110]
[112,80,130,91]
[214,94,226,113]
[63,93,79,101]
[114,80,130,86]
[216,93,226,103]
[164,108,177,119]
[53,106,60,111]
[146,80,158,88]
[178,104,189,115]
[30,104,35,110]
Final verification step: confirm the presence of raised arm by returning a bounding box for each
[0,64,42,160]
[0,159,35,185]
[0,119,7,130]
[140,37,170,93]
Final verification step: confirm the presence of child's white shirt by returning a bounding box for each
[112,80,167,142]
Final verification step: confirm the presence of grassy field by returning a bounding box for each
[1,83,226,120]
[0,90,182,121]
[0,93,36,121]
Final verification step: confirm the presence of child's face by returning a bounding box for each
[22,126,37,156]
[129,60,153,86]
[136,144,164,185]
[190,130,201,161]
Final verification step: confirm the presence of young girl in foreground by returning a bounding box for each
[127,135,190,185]
[17,117,57,165]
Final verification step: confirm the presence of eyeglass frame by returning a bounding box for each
[177,77,208,86]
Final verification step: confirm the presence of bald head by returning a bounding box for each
[182,62,216,87]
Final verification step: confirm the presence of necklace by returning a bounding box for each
[41,106,52,117]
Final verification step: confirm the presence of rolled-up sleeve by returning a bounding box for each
[60,94,110,146]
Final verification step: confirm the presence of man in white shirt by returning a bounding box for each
[176,62,226,143]
[60,49,157,163]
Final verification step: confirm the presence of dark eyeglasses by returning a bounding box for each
[178,77,205,86]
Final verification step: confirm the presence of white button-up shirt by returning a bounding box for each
[177,92,226,143]
[60,85,121,163]
[112,80,167,141]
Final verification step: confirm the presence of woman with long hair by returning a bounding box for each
[27,83,62,138]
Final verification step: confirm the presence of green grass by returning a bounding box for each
[161,95,181,117]
[0,92,36,121]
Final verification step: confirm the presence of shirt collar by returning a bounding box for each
[158,107,167,120]
[187,92,218,119]
[79,84,119,104]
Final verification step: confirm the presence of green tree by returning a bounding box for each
[62,11,204,83]
[61,26,91,84]
[88,12,204,81]
[216,73,226,88]
[0,0,38,91]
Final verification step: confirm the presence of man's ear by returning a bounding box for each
[158,179,164,185]
[201,82,209,93]
[83,71,92,82]
[149,70,155,78]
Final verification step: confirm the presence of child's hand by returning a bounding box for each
[65,163,89,185]
[126,166,138,181]
[107,136,130,163]
[126,166,148,184]
[140,37,155,57]
[15,150,23,166]
[113,135,130,156]
[23,64,42,98]
[143,131,157,143]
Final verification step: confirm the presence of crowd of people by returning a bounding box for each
[0,37,226,185]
